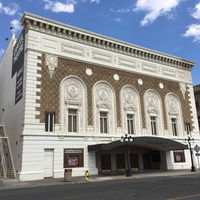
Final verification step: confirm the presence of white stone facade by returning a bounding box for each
[0,12,199,181]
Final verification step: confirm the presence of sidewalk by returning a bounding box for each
[0,170,199,191]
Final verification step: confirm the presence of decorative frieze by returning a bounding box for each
[118,57,137,69]
[22,13,194,70]
[142,63,158,74]
[44,39,57,49]
[61,43,85,57]
[162,69,176,78]
[92,51,112,64]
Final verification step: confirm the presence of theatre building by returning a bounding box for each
[0,12,199,181]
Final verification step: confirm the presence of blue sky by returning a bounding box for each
[0,0,200,85]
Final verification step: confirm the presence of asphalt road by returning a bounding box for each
[1,174,200,200]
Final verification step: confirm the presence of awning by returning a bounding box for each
[88,136,188,151]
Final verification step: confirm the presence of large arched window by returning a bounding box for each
[60,76,87,133]
[120,86,141,135]
[93,81,116,134]
[165,93,184,137]
[144,90,164,136]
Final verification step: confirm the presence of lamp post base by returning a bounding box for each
[191,166,196,172]
[126,170,132,177]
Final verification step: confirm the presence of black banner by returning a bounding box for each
[12,29,25,104]
[15,66,24,104]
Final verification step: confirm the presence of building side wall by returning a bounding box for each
[188,84,199,134]
[0,35,24,172]
[194,85,200,132]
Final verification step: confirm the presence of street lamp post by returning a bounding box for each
[121,134,133,177]
[185,123,196,172]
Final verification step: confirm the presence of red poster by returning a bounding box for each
[68,155,79,166]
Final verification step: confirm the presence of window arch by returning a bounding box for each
[144,90,164,136]
[120,86,141,135]
[93,81,116,134]
[60,76,87,133]
[165,93,184,137]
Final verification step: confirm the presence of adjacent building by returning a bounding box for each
[194,84,200,131]
[0,12,199,181]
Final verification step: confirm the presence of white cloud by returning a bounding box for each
[43,0,74,13]
[10,19,22,32]
[183,24,200,42]
[114,18,123,23]
[0,2,19,15]
[134,0,180,26]
[80,0,100,3]
[90,0,100,3]
[111,8,131,13]
[191,3,200,20]
[68,0,78,4]
[183,3,200,42]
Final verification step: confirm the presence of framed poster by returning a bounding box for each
[68,155,79,167]
[64,149,83,168]
[174,150,185,163]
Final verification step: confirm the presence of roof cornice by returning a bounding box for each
[21,12,195,70]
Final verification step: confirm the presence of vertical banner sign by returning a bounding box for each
[12,29,25,104]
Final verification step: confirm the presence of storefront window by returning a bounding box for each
[64,149,84,168]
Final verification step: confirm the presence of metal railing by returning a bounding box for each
[0,125,16,179]
[0,138,7,179]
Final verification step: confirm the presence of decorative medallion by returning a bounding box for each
[99,89,108,101]
[67,84,79,101]
[159,83,164,89]
[86,68,93,76]
[125,92,134,104]
[148,96,156,107]
[138,79,143,85]
[113,74,119,81]
[168,99,176,111]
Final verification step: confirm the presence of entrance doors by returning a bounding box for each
[130,154,139,169]
[143,153,152,169]
[116,154,125,170]
[44,149,54,178]
[101,154,111,171]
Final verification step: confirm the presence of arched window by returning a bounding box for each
[60,76,87,133]
[120,86,141,135]
[93,81,116,134]
[144,90,164,136]
[165,93,183,137]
